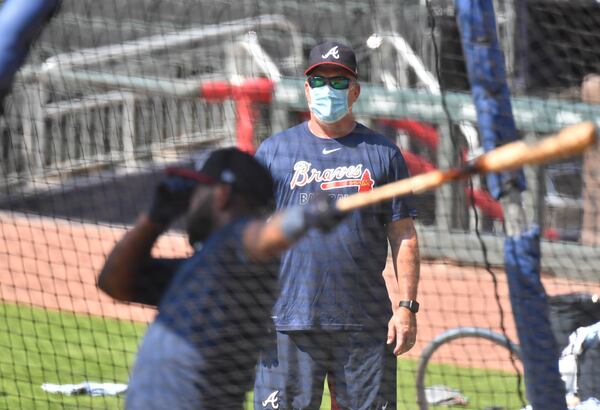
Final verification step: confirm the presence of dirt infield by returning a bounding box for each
[1,211,598,370]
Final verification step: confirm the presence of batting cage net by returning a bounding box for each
[1,0,599,409]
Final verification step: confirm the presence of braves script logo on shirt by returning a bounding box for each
[290,161,374,193]
[321,46,339,59]
[262,390,280,408]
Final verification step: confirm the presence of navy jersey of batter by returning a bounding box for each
[148,219,279,395]
[256,122,416,331]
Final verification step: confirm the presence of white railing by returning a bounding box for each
[1,15,298,187]
[366,31,479,153]
[366,31,490,231]
[1,88,233,184]
[38,14,302,73]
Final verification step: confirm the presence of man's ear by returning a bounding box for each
[349,82,360,105]
[213,184,233,210]
[304,80,312,105]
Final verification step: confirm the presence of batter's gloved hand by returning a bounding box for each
[148,171,199,226]
[303,193,346,232]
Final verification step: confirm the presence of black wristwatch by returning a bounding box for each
[398,300,419,314]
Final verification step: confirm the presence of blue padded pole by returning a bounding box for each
[455,0,525,199]
[455,1,567,409]
[504,227,567,410]
[0,0,59,107]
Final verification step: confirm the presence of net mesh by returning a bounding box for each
[1,0,599,408]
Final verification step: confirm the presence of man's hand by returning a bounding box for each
[148,171,199,226]
[387,307,417,356]
[244,194,347,262]
[303,193,346,232]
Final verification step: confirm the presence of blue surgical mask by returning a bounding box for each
[309,85,349,124]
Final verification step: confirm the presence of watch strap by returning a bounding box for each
[398,300,419,313]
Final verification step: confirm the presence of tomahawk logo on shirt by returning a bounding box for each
[290,160,374,193]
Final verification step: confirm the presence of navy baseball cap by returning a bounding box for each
[168,148,274,209]
[305,41,358,77]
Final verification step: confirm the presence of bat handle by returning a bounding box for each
[336,170,453,212]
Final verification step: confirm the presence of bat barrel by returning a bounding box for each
[335,121,597,214]
[474,121,597,173]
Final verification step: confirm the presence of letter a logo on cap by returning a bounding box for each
[321,46,339,59]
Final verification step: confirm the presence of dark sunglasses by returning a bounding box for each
[307,75,353,90]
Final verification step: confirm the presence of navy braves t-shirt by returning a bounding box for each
[153,218,279,397]
[256,122,416,331]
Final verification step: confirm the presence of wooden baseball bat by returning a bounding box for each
[336,121,597,212]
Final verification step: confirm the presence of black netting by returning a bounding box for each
[0,1,599,408]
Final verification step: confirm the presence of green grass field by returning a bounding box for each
[0,303,144,409]
[0,303,524,409]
